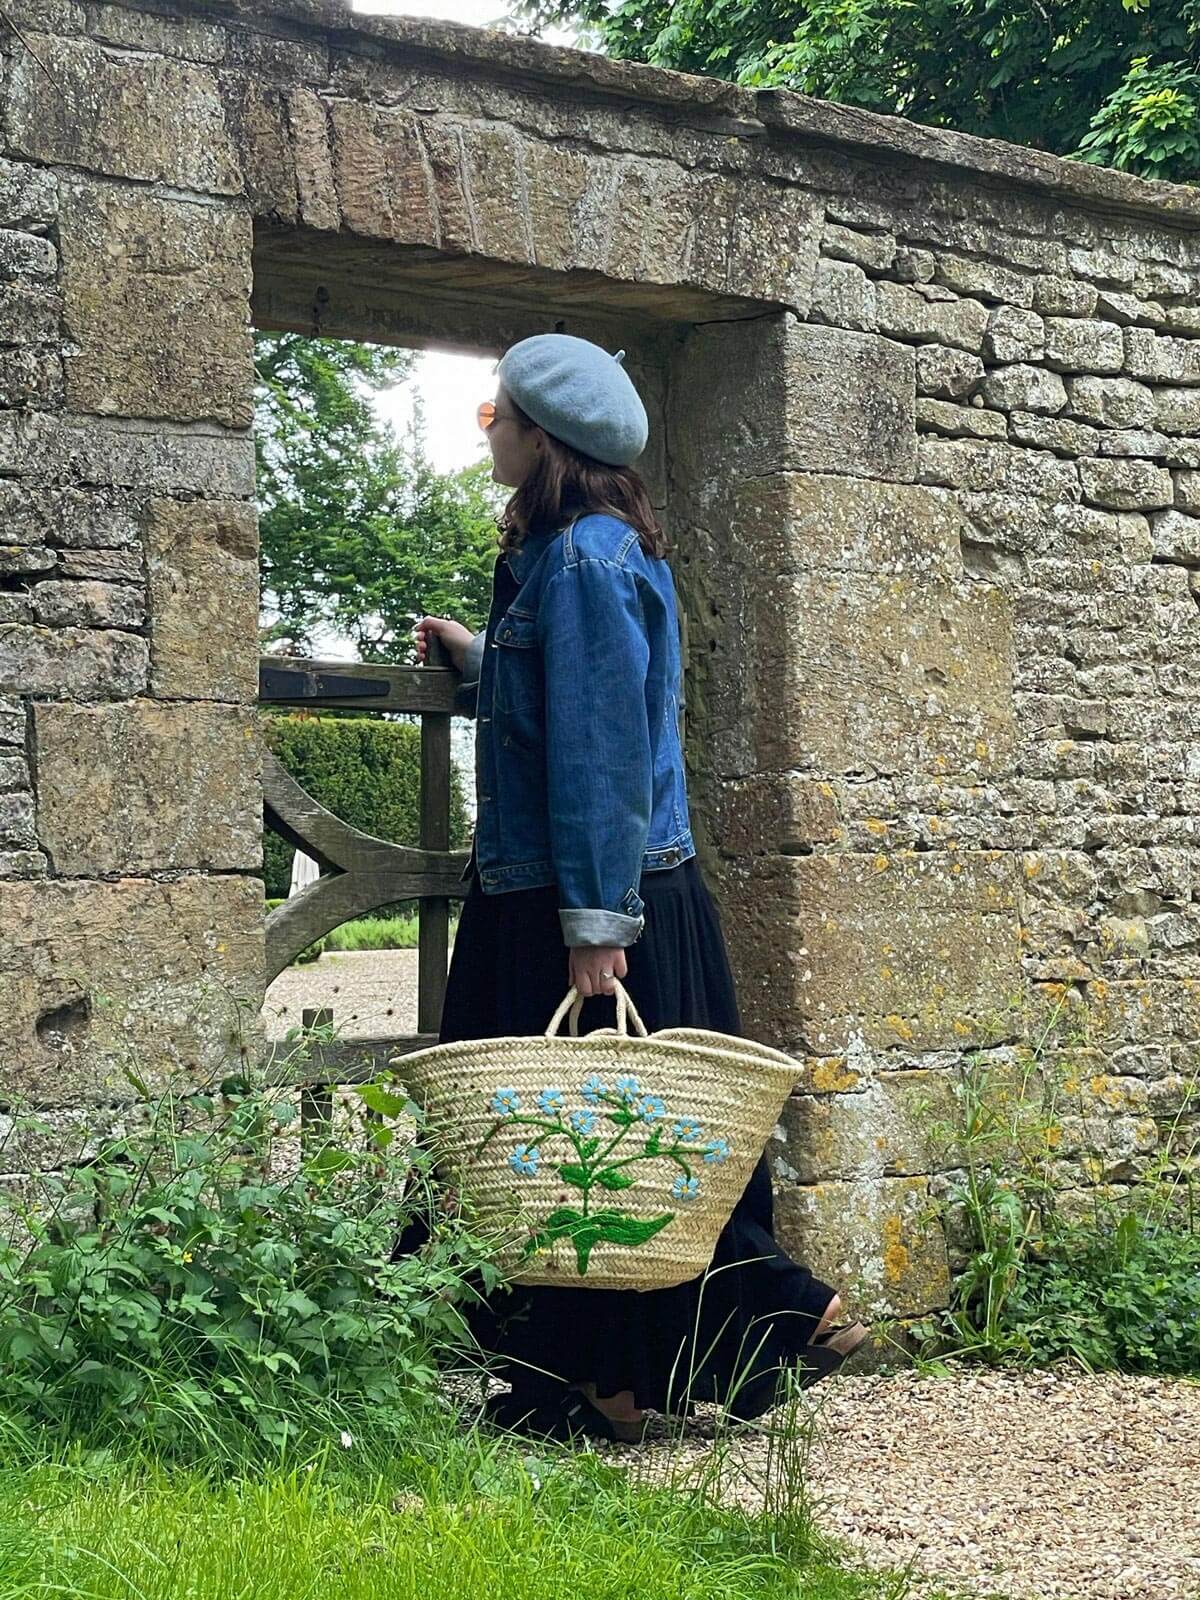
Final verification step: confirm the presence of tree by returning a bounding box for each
[509,0,1200,183]
[254,333,502,662]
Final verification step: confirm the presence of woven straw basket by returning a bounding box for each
[391,978,800,1291]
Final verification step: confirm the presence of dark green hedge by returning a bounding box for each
[262,711,471,910]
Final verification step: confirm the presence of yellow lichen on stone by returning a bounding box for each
[866,817,888,836]
[882,1215,910,1284]
[809,1057,861,1093]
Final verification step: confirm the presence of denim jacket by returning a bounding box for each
[453,511,695,947]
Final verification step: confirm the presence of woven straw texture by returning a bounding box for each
[392,980,801,1291]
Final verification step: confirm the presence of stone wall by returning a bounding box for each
[2,0,1199,1339]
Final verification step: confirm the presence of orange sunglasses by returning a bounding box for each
[476,400,498,431]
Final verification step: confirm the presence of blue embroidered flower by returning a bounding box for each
[672,1174,700,1202]
[510,1144,540,1176]
[673,1117,704,1143]
[537,1088,565,1116]
[615,1075,641,1105]
[491,1088,521,1116]
[636,1095,666,1123]
[703,1137,731,1165]
[568,1108,598,1136]
[581,1074,607,1104]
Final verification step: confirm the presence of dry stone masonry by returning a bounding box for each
[2,0,1199,1341]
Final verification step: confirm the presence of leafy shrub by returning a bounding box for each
[0,1076,501,1462]
[1001,1212,1200,1376]
[262,711,471,902]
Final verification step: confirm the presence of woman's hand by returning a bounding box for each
[569,944,628,999]
[414,616,475,674]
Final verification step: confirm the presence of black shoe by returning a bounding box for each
[482,1387,619,1443]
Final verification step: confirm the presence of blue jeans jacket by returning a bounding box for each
[453,511,696,947]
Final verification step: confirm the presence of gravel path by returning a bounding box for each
[267,952,1200,1600]
[619,1367,1200,1600]
[264,948,424,1041]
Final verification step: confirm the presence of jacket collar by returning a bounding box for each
[502,519,573,587]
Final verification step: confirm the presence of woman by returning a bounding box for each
[411,332,866,1442]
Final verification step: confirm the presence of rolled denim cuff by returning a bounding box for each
[559,906,646,948]
[452,628,487,719]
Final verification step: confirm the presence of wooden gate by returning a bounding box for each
[259,635,467,1103]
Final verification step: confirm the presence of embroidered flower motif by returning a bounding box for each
[510,1144,540,1176]
[537,1088,565,1116]
[672,1174,700,1202]
[492,1088,521,1116]
[636,1095,666,1123]
[703,1137,731,1165]
[614,1076,642,1105]
[581,1074,607,1104]
[673,1117,703,1143]
[568,1108,598,1136]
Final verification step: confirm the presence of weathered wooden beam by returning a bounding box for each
[262,1032,439,1087]
[259,655,459,714]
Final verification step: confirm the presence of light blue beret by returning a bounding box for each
[497,333,648,467]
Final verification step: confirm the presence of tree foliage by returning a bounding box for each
[255,333,502,662]
[511,0,1200,182]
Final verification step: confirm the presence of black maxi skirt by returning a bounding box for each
[404,853,836,1421]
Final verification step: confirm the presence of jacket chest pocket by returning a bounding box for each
[493,614,544,714]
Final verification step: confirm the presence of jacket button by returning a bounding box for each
[665,849,679,863]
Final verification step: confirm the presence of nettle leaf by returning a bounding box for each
[353,1083,409,1119]
[593,1169,634,1191]
[556,1163,591,1188]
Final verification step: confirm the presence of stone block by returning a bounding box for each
[327,102,439,245]
[712,774,843,858]
[983,306,1044,363]
[0,876,264,1106]
[6,32,241,193]
[0,484,139,549]
[915,344,984,399]
[56,549,142,582]
[85,3,226,62]
[0,281,61,344]
[1068,376,1155,429]
[1033,277,1098,317]
[1152,388,1200,436]
[0,230,56,279]
[0,625,146,698]
[32,580,144,629]
[0,700,24,745]
[33,700,260,874]
[144,498,258,702]
[935,254,1034,308]
[918,398,1007,440]
[58,180,253,427]
[1124,327,1200,386]
[1080,458,1172,511]
[0,791,35,848]
[724,850,1022,1055]
[0,348,62,408]
[978,363,1067,414]
[822,223,895,272]
[773,1174,951,1318]
[0,159,58,228]
[1043,317,1124,374]
[1098,429,1170,460]
[730,472,965,580]
[0,414,255,497]
[753,570,1015,778]
[876,281,989,353]
[0,850,45,877]
[0,756,28,792]
[1008,412,1098,457]
[776,1069,964,1183]
[0,543,55,575]
[672,315,915,485]
[1151,510,1200,567]
[811,257,877,331]
[285,87,340,232]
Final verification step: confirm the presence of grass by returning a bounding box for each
[0,1408,916,1600]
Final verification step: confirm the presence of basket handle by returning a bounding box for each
[544,978,649,1039]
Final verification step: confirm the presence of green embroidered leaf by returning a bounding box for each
[607,1110,636,1128]
[643,1129,662,1155]
[592,1213,675,1247]
[556,1163,591,1189]
[579,1138,601,1159]
[593,1168,634,1191]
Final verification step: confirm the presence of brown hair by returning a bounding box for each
[496,396,670,560]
